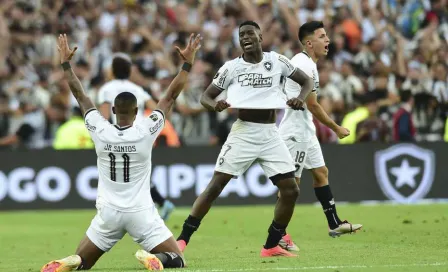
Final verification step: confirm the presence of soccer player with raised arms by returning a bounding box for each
[278,21,362,252]
[40,33,201,271]
[177,21,314,257]
[97,52,175,222]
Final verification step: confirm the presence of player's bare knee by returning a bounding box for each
[312,166,329,187]
[287,183,300,201]
[277,179,299,202]
[203,175,230,201]
[321,166,329,178]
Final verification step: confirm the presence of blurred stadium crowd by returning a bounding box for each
[0,0,447,150]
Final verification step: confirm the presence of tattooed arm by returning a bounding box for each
[64,67,96,114]
[58,34,95,115]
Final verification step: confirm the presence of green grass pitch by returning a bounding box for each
[1,203,448,272]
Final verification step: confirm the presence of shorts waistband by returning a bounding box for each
[235,119,276,128]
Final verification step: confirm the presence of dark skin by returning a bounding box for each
[200,24,314,123]
[184,25,313,249]
[54,33,201,269]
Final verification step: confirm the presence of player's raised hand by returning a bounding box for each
[214,100,231,112]
[335,126,350,139]
[57,34,77,64]
[175,33,202,64]
[287,98,305,111]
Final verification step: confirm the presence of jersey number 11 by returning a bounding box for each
[108,153,130,183]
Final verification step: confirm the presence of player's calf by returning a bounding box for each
[177,171,233,250]
[273,175,300,226]
[261,174,298,257]
[74,235,105,270]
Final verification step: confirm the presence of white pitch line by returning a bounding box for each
[180,262,447,272]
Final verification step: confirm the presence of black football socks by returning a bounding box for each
[154,252,185,268]
[314,185,342,229]
[264,220,287,249]
[150,186,166,207]
[177,215,201,244]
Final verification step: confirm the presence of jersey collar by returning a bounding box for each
[302,51,312,59]
[239,52,265,65]
[114,125,132,131]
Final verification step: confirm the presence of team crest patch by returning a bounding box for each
[263,61,272,71]
[149,113,158,122]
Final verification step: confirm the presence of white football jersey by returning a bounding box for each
[84,108,165,212]
[97,79,152,124]
[212,52,297,109]
[279,52,319,141]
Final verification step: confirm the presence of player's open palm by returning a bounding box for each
[176,33,202,64]
[335,126,350,139]
[57,34,77,64]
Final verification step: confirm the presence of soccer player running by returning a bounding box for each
[40,33,201,272]
[98,52,175,221]
[278,21,362,253]
[176,21,314,258]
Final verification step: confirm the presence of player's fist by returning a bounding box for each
[335,126,350,139]
[287,98,305,111]
[57,34,77,64]
[175,33,202,64]
[214,100,230,112]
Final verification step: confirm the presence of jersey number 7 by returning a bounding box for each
[108,153,130,183]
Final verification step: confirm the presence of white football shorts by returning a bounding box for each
[215,119,295,180]
[283,135,325,178]
[86,204,172,252]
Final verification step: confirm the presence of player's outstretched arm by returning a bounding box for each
[157,34,202,115]
[287,68,314,109]
[57,34,95,115]
[306,92,350,139]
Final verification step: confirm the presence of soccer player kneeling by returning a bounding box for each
[40,33,201,271]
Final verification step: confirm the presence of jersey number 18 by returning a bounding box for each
[108,153,130,183]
